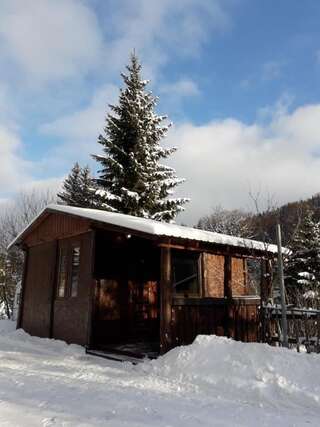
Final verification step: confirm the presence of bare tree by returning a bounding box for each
[197,205,253,238]
[0,188,56,318]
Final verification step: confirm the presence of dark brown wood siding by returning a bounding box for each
[171,298,259,347]
[24,213,90,247]
[52,231,94,345]
[21,241,57,337]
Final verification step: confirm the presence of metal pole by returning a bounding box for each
[276,223,288,348]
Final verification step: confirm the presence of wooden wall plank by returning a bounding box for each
[24,213,90,247]
[160,247,172,354]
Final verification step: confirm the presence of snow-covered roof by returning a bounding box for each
[8,204,279,254]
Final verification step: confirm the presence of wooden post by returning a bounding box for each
[224,255,232,299]
[86,230,96,349]
[276,223,288,348]
[224,255,233,337]
[160,246,172,354]
[260,259,272,342]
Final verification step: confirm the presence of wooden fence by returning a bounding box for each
[261,305,320,353]
[171,297,260,347]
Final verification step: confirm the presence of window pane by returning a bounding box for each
[246,258,261,296]
[70,246,80,297]
[172,252,199,296]
[57,248,67,298]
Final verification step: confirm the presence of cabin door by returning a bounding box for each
[127,277,159,344]
[21,241,57,337]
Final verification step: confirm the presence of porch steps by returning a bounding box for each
[85,348,146,364]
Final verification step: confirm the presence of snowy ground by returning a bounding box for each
[0,320,319,426]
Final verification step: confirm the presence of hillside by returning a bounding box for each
[251,193,320,245]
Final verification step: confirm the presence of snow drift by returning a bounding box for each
[147,335,320,411]
[0,321,319,426]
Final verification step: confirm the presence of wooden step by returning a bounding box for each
[85,348,144,364]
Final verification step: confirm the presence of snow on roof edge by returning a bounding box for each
[8,204,281,254]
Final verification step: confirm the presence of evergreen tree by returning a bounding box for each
[284,210,320,307]
[92,53,189,221]
[58,162,95,208]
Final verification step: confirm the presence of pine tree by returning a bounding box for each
[284,209,320,307]
[92,53,189,221]
[58,162,95,208]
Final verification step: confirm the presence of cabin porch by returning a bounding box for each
[90,229,161,358]
[89,228,271,358]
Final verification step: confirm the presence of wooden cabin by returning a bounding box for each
[9,205,278,358]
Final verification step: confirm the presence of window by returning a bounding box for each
[246,258,262,296]
[172,251,200,297]
[70,246,80,297]
[56,242,81,298]
[57,248,68,298]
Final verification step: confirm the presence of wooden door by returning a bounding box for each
[127,265,159,343]
[21,241,57,337]
[52,232,94,345]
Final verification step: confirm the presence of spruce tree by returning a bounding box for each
[92,53,189,221]
[58,162,95,208]
[284,209,320,307]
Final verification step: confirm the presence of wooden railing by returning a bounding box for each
[171,296,260,347]
[261,305,320,353]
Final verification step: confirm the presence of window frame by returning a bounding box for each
[56,245,68,299]
[56,239,81,299]
[171,250,202,298]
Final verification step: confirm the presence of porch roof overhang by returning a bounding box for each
[8,204,284,257]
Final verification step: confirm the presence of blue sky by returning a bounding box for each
[1,0,320,223]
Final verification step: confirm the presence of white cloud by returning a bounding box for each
[100,0,232,79]
[0,126,31,193]
[0,0,232,85]
[38,84,119,173]
[0,0,103,82]
[21,177,63,197]
[160,78,200,98]
[167,104,320,224]
[41,84,118,141]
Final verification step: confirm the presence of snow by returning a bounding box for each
[9,204,280,254]
[303,290,318,299]
[0,322,319,426]
[298,272,315,280]
[0,318,16,333]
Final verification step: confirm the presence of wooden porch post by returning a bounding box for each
[260,258,272,342]
[160,246,172,354]
[224,255,233,338]
[224,255,232,299]
[261,259,272,303]
[86,230,96,349]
